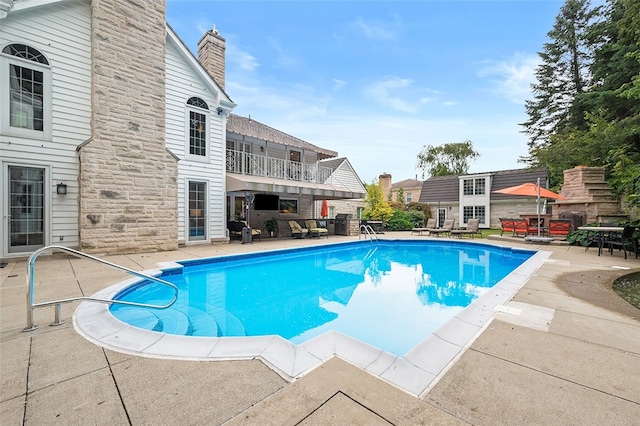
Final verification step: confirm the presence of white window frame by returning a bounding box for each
[0,45,53,140]
[184,97,210,162]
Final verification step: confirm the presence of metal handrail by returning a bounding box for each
[359,224,379,241]
[23,245,179,332]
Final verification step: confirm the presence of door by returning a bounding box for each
[188,181,207,242]
[7,165,45,253]
[437,208,447,228]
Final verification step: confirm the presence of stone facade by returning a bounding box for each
[556,166,623,225]
[79,0,178,254]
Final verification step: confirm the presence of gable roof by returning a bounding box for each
[391,178,422,190]
[227,114,337,158]
[419,167,549,203]
[166,23,235,110]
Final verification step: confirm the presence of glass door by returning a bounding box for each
[8,166,45,253]
[188,181,207,241]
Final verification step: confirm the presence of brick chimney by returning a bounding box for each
[198,25,226,89]
[379,173,392,199]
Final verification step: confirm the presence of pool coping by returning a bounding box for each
[73,242,551,397]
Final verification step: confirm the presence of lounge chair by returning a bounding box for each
[428,219,455,237]
[288,221,309,238]
[227,221,261,241]
[412,218,436,235]
[305,220,329,238]
[547,219,572,240]
[450,218,481,239]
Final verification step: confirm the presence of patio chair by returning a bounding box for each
[547,219,572,240]
[288,221,309,239]
[499,218,515,236]
[305,220,329,238]
[412,218,436,235]
[450,218,481,239]
[227,221,261,241]
[605,225,638,259]
[512,218,529,237]
[428,219,455,237]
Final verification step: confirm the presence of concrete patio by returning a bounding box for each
[1,233,639,425]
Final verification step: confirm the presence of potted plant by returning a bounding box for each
[265,217,279,237]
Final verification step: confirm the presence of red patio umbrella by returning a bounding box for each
[492,178,566,237]
[321,200,329,218]
[492,182,567,200]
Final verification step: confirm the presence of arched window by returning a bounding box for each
[2,43,50,136]
[186,97,209,159]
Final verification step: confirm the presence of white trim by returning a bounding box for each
[2,161,51,257]
[0,47,53,141]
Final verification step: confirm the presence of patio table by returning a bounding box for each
[578,226,623,256]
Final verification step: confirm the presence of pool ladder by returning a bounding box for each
[359,224,379,242]
[23,245,179,332]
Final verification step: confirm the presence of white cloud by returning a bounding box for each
[477,53,539,104]
[227,42,260,73]
[332,79,347,92]
[351,16,398,41]
[364,77,436,113]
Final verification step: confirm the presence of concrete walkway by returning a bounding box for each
[1,234,639,425]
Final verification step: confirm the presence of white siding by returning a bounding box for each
[165,37,227,243]
[331,160,366,194]
[0,1,91,256]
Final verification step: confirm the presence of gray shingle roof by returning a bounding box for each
[227,114,337,158]
[418,167,549,203]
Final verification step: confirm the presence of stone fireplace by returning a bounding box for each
[555,166,625,226]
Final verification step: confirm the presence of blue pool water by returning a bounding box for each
[110,240,534,355]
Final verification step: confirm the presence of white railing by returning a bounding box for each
[226,149,334,184]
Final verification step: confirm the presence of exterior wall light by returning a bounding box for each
[56,183,68,195]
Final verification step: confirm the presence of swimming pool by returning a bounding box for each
[74,239,548,396]
[109,240,532,355]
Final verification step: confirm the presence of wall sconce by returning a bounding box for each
[56,183,67,195]
[217,107,224,115]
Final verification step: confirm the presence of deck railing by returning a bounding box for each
[226,149,334,184]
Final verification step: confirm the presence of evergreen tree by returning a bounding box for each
[521,0,602,158]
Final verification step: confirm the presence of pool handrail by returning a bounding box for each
[359,224,379,241]
[23,245,179,332]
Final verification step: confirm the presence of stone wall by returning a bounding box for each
[556,166,622,224]
[79,0,178,254]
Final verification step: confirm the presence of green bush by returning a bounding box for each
[385,209,425,230]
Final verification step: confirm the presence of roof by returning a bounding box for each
[419,167,549,203]
[391,178,422,190]
[227,114,337,158]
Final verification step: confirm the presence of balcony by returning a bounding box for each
[226,149,334,184]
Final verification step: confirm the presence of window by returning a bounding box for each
[463,178,485,195]
[463,179,474,195]
[2,44,50,138]
[463,205,486,224]
[279,198,298,214]
[406,192,412,203]
[186,97,209,159]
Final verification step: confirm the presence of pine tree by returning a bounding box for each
[521,0,602,159]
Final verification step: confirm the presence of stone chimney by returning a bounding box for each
[79,0,178,254]
[379,173,392,199]
[198,25,226,89]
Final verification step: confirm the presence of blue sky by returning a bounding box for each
[167,0,564,184]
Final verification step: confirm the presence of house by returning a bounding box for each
[378,174,423,204]
[0,0,365,259]
[224,114,366,236]
[418,167,550,229]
